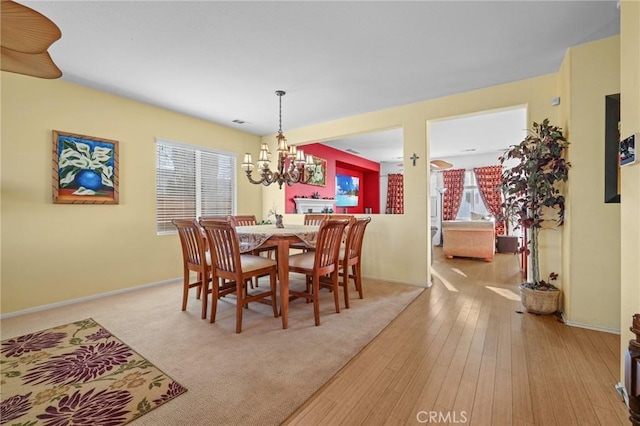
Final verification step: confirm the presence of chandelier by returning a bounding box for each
[241,91,316,189]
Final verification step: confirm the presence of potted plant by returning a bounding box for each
[499,119,571,314]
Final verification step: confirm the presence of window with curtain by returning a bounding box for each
[455,170,489,220]
[442,168,466,220]
[385,173,404,214]
[156,138,237,234]
[473,165,504,234]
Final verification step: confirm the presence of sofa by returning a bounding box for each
[442,220,495,262]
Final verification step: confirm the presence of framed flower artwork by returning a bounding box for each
[52,130,119,204]
[307,156,326,187]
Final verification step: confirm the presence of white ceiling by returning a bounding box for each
[21,1,619,161]
[322,106,527,163]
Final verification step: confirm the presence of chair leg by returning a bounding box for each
[273,250,279,280]
[270,271,278,318]
[312,274,321,326]
[243,279,251,309]
[201,277,208,320]
[305,275,312,303]
[354,264,363,299]
[210,277,219,323]
[342,264,350,309]
[236,279,244,333]
[332,271,340,314]
[196,272,202,299]
[182,270,189,311]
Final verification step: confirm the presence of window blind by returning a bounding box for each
[156,138,237,234]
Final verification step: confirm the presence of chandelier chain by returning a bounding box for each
[277,91,284,134]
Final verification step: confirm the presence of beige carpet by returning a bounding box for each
[1,276,423,425]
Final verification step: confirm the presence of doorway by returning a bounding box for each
[428,106,527,250]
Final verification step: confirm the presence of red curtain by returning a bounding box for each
[473,165,505,235]
[442,169,465,220]
[386,173,404,214]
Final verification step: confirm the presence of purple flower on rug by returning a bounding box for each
[37,388,132,426]
[152,381,187,405]
[1,331,67,358]
[21,341,133,386]
[86,328,111,341]
[0,392,32,424]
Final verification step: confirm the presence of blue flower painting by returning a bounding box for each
[53,131,119,204]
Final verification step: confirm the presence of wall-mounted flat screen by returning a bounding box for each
[336,174,359,207]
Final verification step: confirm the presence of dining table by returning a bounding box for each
[235,224,319,329]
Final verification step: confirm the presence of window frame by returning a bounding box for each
[156,138,237,235]
[455,170,489,220]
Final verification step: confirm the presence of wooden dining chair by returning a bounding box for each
[172,218,211,319]
[229,214,277,287]
[290,214,327,251]
[303,214,328,225]
[200,218,278,333]
[287,218,349,326]
[229,215,259,227]
[322,216,372,308]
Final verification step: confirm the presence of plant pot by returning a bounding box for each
[519,284,560,315]
[496,235,518,253]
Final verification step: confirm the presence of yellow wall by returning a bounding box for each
[564,36,621,330]
[620,0,640,380]
[1,27,633,352]
[263,74,561,288]
[1,73,263,314]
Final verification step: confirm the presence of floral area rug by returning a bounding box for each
[0,318,186,425]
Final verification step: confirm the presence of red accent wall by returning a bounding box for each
[285,143,380,214]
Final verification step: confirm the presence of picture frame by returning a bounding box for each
[620,133,637,167]
[52,130,119,204]
[307,156,326,187]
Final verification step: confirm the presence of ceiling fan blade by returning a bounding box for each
[1,46,62,79]
[1,0,62,54]
[430,159,453,170]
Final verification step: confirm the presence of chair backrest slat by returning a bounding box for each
[327,214,355,243]
[200,219,242,281]
[344,217,372,261]
[230,215,258,227]
[303,214,327,226]
[172,218,206,267]
[314,219,349,271]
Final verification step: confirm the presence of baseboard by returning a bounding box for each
[560,312,621,334]
[0,277,181,320]
[615,382,630,408]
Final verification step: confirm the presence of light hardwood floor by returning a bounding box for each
[284,248,628,425]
